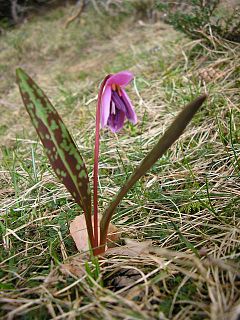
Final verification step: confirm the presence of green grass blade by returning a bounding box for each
[169,219,199,257]
[16,68,94,245]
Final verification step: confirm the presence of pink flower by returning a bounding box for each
[100,71,137,132]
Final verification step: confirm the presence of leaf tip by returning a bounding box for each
[16,67,23,84]
[197,93,208,106]
[16,67,23,76]
[16,68,28,85]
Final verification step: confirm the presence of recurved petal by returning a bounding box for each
[121,88,137,124]
[106,71,133,87]
[101,85,112,128]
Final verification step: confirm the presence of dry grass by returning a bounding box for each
[0,3,240,320]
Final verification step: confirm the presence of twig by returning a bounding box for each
[64,0,86,29]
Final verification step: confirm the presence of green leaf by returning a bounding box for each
[16,68,94,245]
[100,94,207,247]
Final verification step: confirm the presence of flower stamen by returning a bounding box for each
[117,86,122,97]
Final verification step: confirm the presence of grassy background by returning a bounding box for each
[0,3,240,319]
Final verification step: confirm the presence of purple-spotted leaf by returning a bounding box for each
[16,68,94,245]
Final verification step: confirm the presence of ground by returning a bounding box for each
[0,3,240,320]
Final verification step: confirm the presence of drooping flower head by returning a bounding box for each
[100,71,137,132]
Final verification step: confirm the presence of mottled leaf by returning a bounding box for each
[16,68,94,244]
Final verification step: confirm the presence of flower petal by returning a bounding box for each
[101,85,112,128]
[107,109,125,133]
[106,71,133,87]
[121,88,137,124]
[112,91,126,113]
